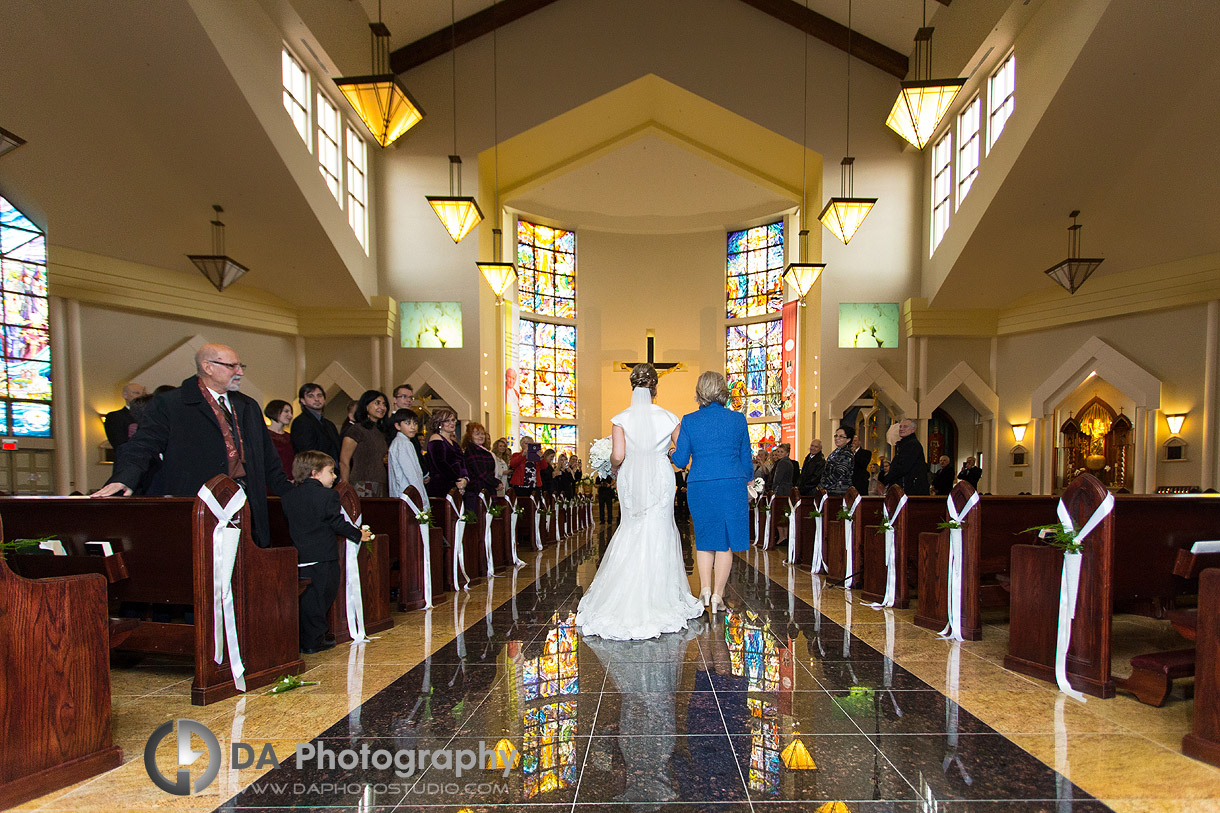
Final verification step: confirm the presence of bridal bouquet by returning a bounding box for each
[589,436,613,478]
[747,477,766,500]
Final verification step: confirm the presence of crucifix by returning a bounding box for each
[615,329,686,377]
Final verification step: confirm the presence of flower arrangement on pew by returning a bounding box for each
[414,509,437,528]
[835,506,854,522]
[487,504,505,518]
[1022,522,1083,553]
[460,510,478,524]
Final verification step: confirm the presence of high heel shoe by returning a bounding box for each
[699,589,711,608]
[709,594,724,614]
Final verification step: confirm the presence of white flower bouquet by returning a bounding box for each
[589,436,613,478]
[747,476,766,500]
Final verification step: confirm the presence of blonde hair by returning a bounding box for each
[695,370,729,407]
[629,363,658,396]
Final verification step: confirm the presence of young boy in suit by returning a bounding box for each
[282,450,373,654]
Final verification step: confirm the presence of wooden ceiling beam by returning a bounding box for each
[390,0,562,74]
[737,0,908,79]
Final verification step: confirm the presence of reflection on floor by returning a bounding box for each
[16,523,1220,811]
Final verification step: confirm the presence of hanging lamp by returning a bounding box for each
[427,0,483,243]
[187,205,249,292]
[820,0,876,245]
[477,0,517,300]
[885,1,965,149]
[784,0,826,300]
[0,126,26,159]
[334,0,424,147]
[1044,211,1104,294]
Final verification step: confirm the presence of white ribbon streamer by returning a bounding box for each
[339,506,370,643]
[810,494,828,574]
[507,498,525,566]
[842,494,862,588]
[197,484,247,692]
[760,497,773,550]
[347,638,365,729]
[786,497,802,565]
[866,494,908,609]
[399,491,433,609]
[1052,492,1114,702]
[530,496,543,551]
[480,494,496,578]
[447,494,471,591]
[938,491,981,642]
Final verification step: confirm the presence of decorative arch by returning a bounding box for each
[827,361,917,420]
[1031,337,1161,417]
[310,361,366,405]
[920,361,998,420]
[403,362,474,421]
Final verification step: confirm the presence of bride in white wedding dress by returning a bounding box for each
[576,363,705,640]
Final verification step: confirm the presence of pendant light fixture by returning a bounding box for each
[477,1,518,302]
[784,0,825,302]
[334,0,425,148]
[0,126,26,159]
[427,0,483,243]
[819,0,876,246]
[885,0,965,149]
[187,205,249,292]
[1044,211,1104,294]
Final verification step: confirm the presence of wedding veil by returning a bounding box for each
[619,386,669,519]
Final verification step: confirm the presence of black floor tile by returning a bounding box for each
[577,733,750,804]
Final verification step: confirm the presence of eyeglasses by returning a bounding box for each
[208,359,248,371]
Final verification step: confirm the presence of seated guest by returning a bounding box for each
[339,390,389,497]
[291,383,341,460]
[819,425,855,496]
[958,456,983,488]
[387,408,425,500]
[932,454,954,495]
[425,407,468,499]
[491,437,511,492]
[265,399,295,482]
[509,435,544,497]
[462,421,500,498]
[282,450,373,654]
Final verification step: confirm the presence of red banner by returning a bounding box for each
[780,300,798,447]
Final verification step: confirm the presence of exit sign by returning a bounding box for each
[2,440,17,450]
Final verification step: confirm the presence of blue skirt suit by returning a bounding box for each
[672,401,754,552]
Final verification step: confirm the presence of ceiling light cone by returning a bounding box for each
[478,261,517,298]
[819,197,876,245]
[427,196,484,243]
[781,736,817,770]
[886,79,965,149]
[1044,258,1103,295]
[188,255,249,292]
[784,262,824,300]
[335,75,425,147]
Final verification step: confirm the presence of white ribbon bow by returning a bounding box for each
[197,484,247,692]
[447,494,471,591]
[399,491,433,609]
[938,491,981,642]
[786,497,802,565]
[531,497,543,551]
[480,494,496,578]
[867,494,908,609]
[842,494,862,588]
[810,494,828,574]
[339,506,371,643]
[1052,492,1114,701]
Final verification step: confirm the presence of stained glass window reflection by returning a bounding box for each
[518,220,576,318]
[520,422,577,458]
[0,196,51,437]
[726,221,784,318]
[520,613,579,798]
[726,321,783,419]
[748,697,781,794]
[747,423,781,450]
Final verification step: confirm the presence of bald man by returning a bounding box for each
[102,381,147,451]
[95,343,291,547]
[880,418,930,496]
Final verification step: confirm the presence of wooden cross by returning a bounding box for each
[615,329,686,377]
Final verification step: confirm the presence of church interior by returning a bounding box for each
[2,0,1220,810]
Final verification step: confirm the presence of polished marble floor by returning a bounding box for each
[16,522,1220,811]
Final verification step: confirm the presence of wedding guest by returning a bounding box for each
[491,437,511,492]
[851,433,872,496]
[388,408,426,500]
[868,463,884,496]
[554,453,576,499]
[819,425,855,496]
[264,399,296,482]
[958,456,983,488]
[103,381,146,451]
[797,439,825,496]
[540,448,558,494]
[509,436,544,497]
[881,419,931,496]
[291,383,340,460]
[753,447,774,493]
[425,407,468,499]
[770,443,797,496]
[126,393,161,495]
[339,389,389,497]
[596,472,616,523]
[569,455,584,485]
[461,421,500,497]
[932,454,954,495]
[674,465,689,522]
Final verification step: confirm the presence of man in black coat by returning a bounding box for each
[102,381,147,451]
[797,438,825,495]
[851,435,872,496]
[290,382,341,461]
[932,455,954,495]
[881,419,930,496]
[95,344,292,548]
[958,456,983,489]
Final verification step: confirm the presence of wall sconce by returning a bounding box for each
[1165,414,1186,435]
[1011,423,1028,443]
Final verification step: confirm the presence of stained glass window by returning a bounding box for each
[1,196,51,438]
[726,321,783,419]
[747,423,780,449]
[726,221,784,319]
[519,319,576,420]
[519,613,579,798]
[519,423,577,458]
[517,220,576,318]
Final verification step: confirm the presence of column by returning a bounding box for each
[1203,300,1219,491]
[49,297,72,494]
[1134,406,1147,493]
[989,337,998,392]
[293,336,306,397]
[66,299,88,493]
[369,337,381,391]
[382,336,394,395]
[917,337,928,443]
[982,417,995,493]
[1145,408,1158,494]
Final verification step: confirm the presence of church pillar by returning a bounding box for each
[1133,407,1147,493]
[381,336,394,395]
[50,296,72,494]
[1202,300,1219,491]
[1144,408,1158,494]
[989,337,998,392]
[369,337,381,391]
[66,298,88,493]
[982,417,995,493]
[906,337,916,396]
[917,338,929,444]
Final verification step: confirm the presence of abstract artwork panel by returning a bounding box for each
[399,301,462,348]
[838,302,900,349]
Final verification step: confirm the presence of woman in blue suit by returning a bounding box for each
[671,371,753,614]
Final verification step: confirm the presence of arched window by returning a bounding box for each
[725,221,782,448]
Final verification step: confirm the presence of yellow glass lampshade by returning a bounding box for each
[886,79,965,149]
[427,196,484,243]
[1165,414,1186,435]
[335,75,425,147]
[492,738,521,770]
[781,736,817,770]
[815,803,852,813]
[1012,423,1028,442]
[784,262,825,301]
[819,197,876,245]
[478,261,517,299]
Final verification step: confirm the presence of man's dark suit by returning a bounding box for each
[103,406,135,451]
[958,464,983,488]
[281,478,361,650]
[797,451,825,495]
[109,375,291,548]
[851,447,872,496]
[932,465,954,495]
[882,434,931,495]
[290,409,341,461]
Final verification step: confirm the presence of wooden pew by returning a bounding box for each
[2,477,303,705]
[1183,567,1220,768]
[367,487,447,610]
[0,532,122,808]
[915,482,983,639]
[1005,474,1116,698]
[510,490,539,552]
[433,490,479,592]
[476,490,512,574]
[1109,495,1220,616]
[823,488,862,587]
[859,487,914,609]
[538,493,558,546]
[793,488,828,570]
